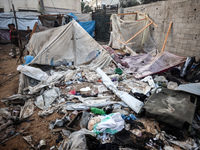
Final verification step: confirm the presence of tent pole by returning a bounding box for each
[11,1,23,63]
[161,22,173,53]
[125,21,152,44]
[30,22,38,40]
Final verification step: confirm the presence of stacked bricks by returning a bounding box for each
[120,0,200,58]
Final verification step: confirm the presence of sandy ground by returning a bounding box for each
[0,44,64,149]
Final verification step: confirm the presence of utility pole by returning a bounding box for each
[11,0,23,63]
[96,0,98,8]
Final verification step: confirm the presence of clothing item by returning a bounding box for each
[11,30,19,47]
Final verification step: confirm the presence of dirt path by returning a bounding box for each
[0,44,19,108]
[0,44,63,149]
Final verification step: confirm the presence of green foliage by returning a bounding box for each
[120,0,140,8]
[81,2,92,13]
[120,0,165,8]
[83,5,92,13]
[81,2,86,13]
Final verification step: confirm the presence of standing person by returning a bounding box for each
[7,24,12,41]
[26,26,32,41]
[10,23,19,58]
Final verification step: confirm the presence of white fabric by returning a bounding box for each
[74,13,92,22]
[27,20,103,66]
[93,113,125,134]
[0,12,41,30]
[109,13,156,52]
[17,65,48,81]
[96,67,144,113]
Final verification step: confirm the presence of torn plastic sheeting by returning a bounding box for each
[61,101,128,111]
[38,103,65,117]
[28,71,71,95]
[96,67,143,113]
[49,116,70,130]
[141,76,156,88]
[19,99,34,119]
[1,94,32,103]
[35,88,60,110]
[17,65,48,81]
[64,70,76,82]
[59,129,96,150]
[93,112,125,135]
[35,95,44,110]
[68,95,111,104]
[175,83,200,96]
[122,51,186,79]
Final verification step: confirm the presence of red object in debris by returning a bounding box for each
[68,90,76,95]
[97,79,101,82]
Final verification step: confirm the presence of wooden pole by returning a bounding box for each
[30,22,38,39]
[12,2,23,63]
[161,22,173,53]
[125,21,153,44]
[135,11,158,28]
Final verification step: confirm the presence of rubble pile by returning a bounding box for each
[1,49,200,149]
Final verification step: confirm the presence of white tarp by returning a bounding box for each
[109,13,156,52]
[27,20,108,66]
[17,65,48,81]
[0,12,41,30]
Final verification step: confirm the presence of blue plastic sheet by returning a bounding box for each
[78,21,95,37]
[24,55,34,65]
[68,13,78,21]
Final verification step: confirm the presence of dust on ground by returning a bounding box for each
[0,44,64,149]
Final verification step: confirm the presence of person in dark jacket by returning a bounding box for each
[10,24,19,58]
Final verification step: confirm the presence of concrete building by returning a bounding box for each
[0,0,81,13]
[89,0,119,9]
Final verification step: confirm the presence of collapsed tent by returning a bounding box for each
[121,50,186,79]
[109,13,156,52]
[19,20,112,93]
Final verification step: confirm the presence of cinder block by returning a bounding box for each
[187,40,197,46]
[197,42,200,47]
[184,34,194,40]
[179,39,188,44]
[176,34,184,39]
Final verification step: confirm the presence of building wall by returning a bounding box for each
[121,0,200,58]
[101,0,119,5]
[0,0,81,13]
[43,0,81,13]
[0,0,39,12]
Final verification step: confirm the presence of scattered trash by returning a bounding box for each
[1,12,199,150]
[38,139,46,149]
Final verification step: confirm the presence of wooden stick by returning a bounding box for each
[136,11,158,28]
[125,21,153,44]
[30,22,38,39]
[161,22,173,53]
[117,12,137,16]
[146,16,158,28]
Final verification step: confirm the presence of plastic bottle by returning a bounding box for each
[90,107,106,115]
